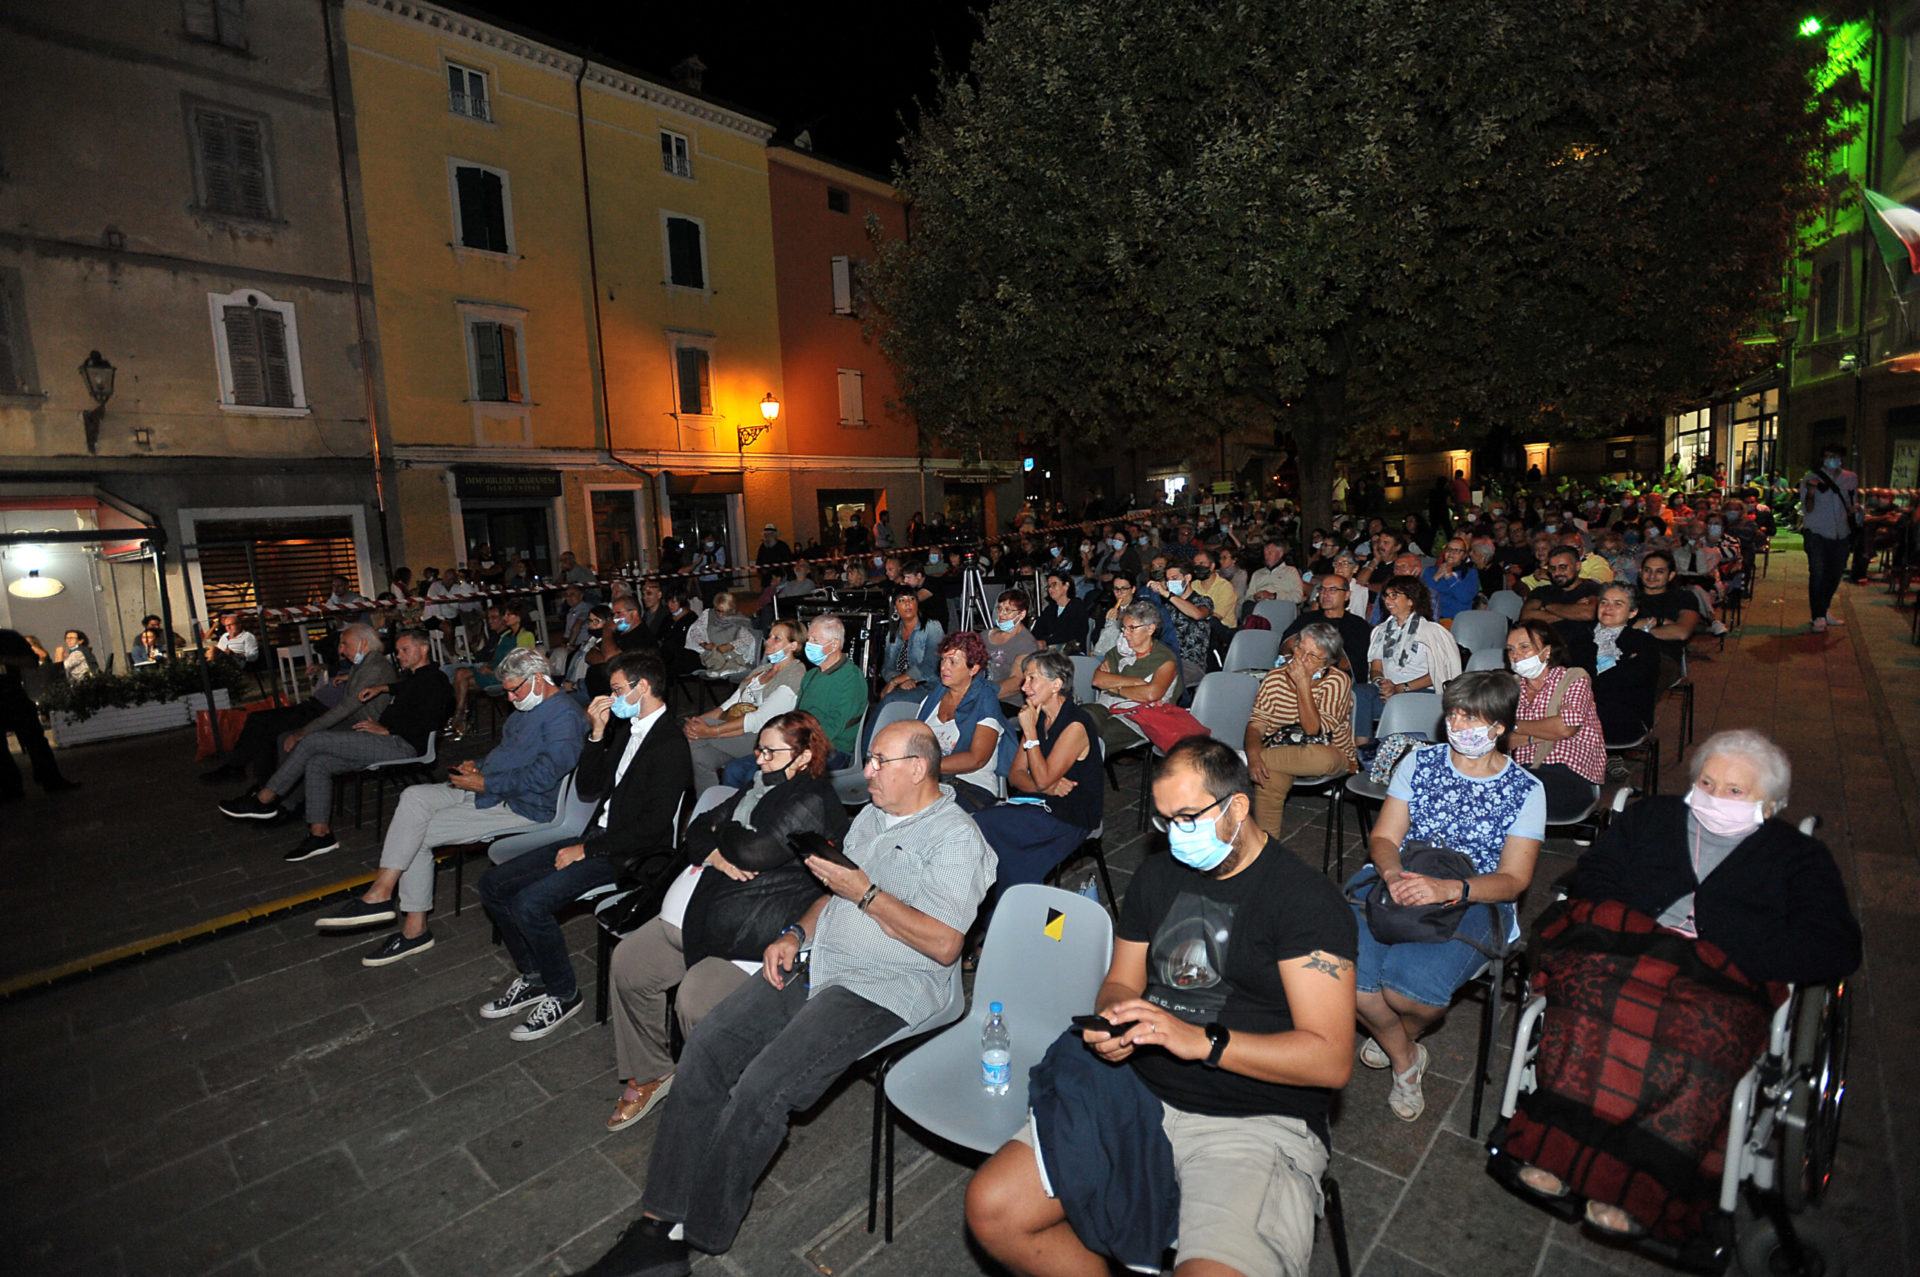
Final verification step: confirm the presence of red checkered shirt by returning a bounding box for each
[1513,665,1607,784]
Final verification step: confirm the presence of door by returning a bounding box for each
[463,506,552,577]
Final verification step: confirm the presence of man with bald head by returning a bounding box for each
[583,717,995,1274]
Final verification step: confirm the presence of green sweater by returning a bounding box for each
[799,657,869,756]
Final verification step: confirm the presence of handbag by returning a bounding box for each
[1262,722,1331,749]
[1345,841,1503,956]
[1109,700,1208,752]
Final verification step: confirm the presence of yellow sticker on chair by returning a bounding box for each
[1044,908,1065,941]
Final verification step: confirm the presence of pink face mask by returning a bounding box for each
[1685,786,1764,837]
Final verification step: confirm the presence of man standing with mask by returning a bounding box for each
[968,737,1356,1277]
[1798,444,1858,632]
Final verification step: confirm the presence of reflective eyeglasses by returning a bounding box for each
[864,752,913,771]
[1150,795,1227,834]
[753,745,795,760]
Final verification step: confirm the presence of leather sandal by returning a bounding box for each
[607,1076,673,1132]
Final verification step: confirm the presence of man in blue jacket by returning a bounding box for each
[316,647,586,966]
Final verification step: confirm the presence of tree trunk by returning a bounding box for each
[1291,354,1349,535]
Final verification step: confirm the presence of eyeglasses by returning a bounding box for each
[1151,795,1227,834]
[1121,622,1153,632]
[753,745,795,760]
[502,679,530,698]
[864,752,913,771]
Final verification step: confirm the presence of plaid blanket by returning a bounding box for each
[1502,899,1784,1241]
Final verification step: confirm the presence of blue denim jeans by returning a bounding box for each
[476,842,620,1001]
[639,974,904,1254]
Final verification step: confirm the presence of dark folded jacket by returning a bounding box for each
[678,773,846,968]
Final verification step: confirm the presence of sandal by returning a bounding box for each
[607,1075,673,1132]
[1516,1165,1572,1200]
[1359,1038,1391,1070]
[1387,1043,1430,1122]
[1583,1199,1645,1238]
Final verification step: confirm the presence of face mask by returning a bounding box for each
[1167,579,1186,595]
[610,687,642,719]
[928,553,941,563]
[1081,543,1093,554]
[1707,524,1722,539]
[1824,457,1841,472]
[804,641,828,664]
[1192,566,1212,579]
[1686,785,1765,837]
[614,619,632,632]
[1511,653,1547,679]
[1110,538,1125,550]
[1354,545,1371,560]
[995,618,1018,632]
[766,647,789,664]
[1168,807,1241,873]
[350,650,367,666]
[1447,722,1499,758]
[512,686,547,713]
[1136,536,1149,546]
[1543,523,1558,534]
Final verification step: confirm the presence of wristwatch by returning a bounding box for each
[1022,738,1041,750]
[1202,1022,1230,1069]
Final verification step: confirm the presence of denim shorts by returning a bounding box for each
[1345,867,1499,1008]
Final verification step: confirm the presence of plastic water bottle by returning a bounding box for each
[981,1002,1011,1095]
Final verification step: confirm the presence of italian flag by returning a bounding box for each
[1864,189,1920,272]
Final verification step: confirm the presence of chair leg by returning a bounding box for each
[352,772,366,830]
[867,1060,887,1234]
[1136,751,1152,832]
[884,1066,898,1242]
[373,773,389,837]
[1470,964,1497,1138]
[453,849,464,917]
[1091,843,1118,920]
[595,925,613,1025]
[1324,1175,1353,1277]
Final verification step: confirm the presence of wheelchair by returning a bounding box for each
[1485,967,1852,1275]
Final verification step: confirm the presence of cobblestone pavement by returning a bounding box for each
[3,547,1914,1277]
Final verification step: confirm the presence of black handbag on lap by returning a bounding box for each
[1346,841,1504,957]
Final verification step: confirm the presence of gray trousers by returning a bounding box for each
[688,734,755,796]
[379,784,534,913]
[609,916,753,1084]
[264,730,416,822]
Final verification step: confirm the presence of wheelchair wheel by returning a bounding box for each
[1736,1212,1844,1277]
[1779,982,1851,1213]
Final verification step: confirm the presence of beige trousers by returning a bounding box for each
[1251,743,1351,836]
[609,915,754,1084]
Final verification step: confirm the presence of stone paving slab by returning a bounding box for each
[3,548,1914,1276]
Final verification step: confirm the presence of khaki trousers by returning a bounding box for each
[1251,743,1351,836]
[609,915,753,1084]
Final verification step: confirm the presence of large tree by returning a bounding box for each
[868,0,1860,531]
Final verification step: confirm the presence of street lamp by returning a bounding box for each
[736,391,780,451]
[79,349,116,453]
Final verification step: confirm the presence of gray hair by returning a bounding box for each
[1689,729,1791,814]
[395,627,432,651]
[1442,670,1521,747]
[1598,581,1636,608]
[808,613,845,647]
[496,646,552,684]
[1295,621,1344,668]
[342,622,383,653]
[1022,649,1076,700]
[1119,600,1161,632]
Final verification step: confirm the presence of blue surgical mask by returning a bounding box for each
[928,553,941,563]
[1110,538,1125,550]
[804,640,828,664]
[995,618,1018,632]
[610,687,641,719]
[1167,809,1241,872]
[1136,536,1149,546]
[614,618,632,632]
[1167,580,1186,595]
[350,650,366,666]
[766,647,789,664]
[1824,457,1842,472]
[1707,524,1722,539]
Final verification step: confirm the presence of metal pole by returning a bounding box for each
[183,578,225,756]
[153,542,177,662]
[244,541,281,702]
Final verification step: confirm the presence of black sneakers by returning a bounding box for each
[571,1216,689,1277]
[218,793,279,821]
[479,976,546,1020]
[361,931,435,967]
[315,898,399,930]
[510,992,583,1041]
[284,833,340,862]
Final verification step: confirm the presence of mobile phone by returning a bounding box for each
[1071,1013,1138,1037]
[789,829,859,873]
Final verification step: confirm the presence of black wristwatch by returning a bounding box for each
[1202,1022,1230,1069]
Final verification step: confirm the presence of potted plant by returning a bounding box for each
[40,656,244,747]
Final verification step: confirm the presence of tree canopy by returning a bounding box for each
[867,0,1861,528]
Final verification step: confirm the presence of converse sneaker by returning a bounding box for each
[315,897,398,930]
[479,975,545,1020]
[218,792,281,820]
[509,992,583,1041]
[283,833,339,862]
[361,930,435,967]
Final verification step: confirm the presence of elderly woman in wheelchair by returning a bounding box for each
[1493,729,1860,1247]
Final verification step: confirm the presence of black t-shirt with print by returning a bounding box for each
[1525,579,1599,610]
[1117,838,1357,1134]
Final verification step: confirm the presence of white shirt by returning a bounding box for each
[599,703,665,829]
[216,630,259,661]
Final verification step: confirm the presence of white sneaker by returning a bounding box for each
[479,975,544,1020]
[510,993,583,1041]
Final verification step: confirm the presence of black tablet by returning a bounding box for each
[789,829,860,874]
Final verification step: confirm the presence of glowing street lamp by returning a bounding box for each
[737,391,779,451]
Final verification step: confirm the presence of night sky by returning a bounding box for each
[452,0,988,174]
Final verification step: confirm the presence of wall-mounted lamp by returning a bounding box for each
[80,350,116,453]
[736,392,780,451]
[7,544,67,599]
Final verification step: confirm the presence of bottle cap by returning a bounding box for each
[989,1002,1003,1015]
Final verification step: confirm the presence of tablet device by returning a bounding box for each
[789,829,860,874]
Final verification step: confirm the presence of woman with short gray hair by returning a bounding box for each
[1504,729,1860,1237]
[1084,599,1183,756]
[1244,622,1357,835]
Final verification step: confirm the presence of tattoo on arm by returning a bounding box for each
[1302,951,1354,980]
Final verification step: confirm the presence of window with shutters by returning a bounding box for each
[208,289,307,413]
[450,161,513,255]
[837,368,866,426]
[189,105,275,221]
[1812,253,1850,340]
[663,213,707,290]
[447,63,491,122]
[467,319,525,403]
[830,256,857,316]
[0,268,41,396]
[670,337,714,417]
[827,187,851,214]
[182,0,246,50]
[660,130,692,179]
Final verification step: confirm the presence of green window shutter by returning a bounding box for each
[667,217,704,288]
[456,167,507,252]
[471,321,506,400]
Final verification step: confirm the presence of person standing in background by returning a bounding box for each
[1797,444,1858,633]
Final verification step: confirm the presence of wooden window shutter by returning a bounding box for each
[838,368,864,425]
[830,256,853,315]
[223,304,266,404]
[256,308,294,407]
[471,320,506,400]
[182,0,217,40]
[230,117,270,218]
[480,171,507,251]
[214,0,245,47]
[667,218,704,288]
[498,323,522,402]
[456,167,507,252]
[675,347,710,414]
[197,111,238,214]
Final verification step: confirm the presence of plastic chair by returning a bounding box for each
[1136,672,1260,829]
[869,884,1114,1240]
[1045,734,1118,917]
[1224,627,1282,672]
[831,700,920,804]
[594,784,736,1023]
[1069,653,1100,704]
[1340,692,1444,828]
[1487,590,1524,622]
[349,730,440,835]
[1448,610,1511,661]
[1607,728,1660,794]
[446,770,594,917]
[1465,646,1509,672]
[1252,599,1298,633]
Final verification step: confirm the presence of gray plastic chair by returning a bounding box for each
[1069,653,1100,704]
[1223,627,1282,672]
[448,768,592,916]
[1448,610,1511,661]
[1341,691,1445,831]
[831,700,922,804]
[1465,646,1509,672]
[1252,598,1298,633]
[1136,670,1261,827]
[868,884,1114,1239]
[1487,590,1524,622]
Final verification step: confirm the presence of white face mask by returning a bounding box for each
[1511,653,1547,680]
[511,684,547,712]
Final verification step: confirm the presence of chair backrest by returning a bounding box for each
[1070,653,1100,704]
[1252,599,1297,633]
[866,698,924,748]
[1487,590,1524,622]
[1376,690,1443,740]
[1449,610,1511,660]
[1187,671,1260,748]
[484,769,582,863]
[416,730,438,765]
[1465,646,1508,672]
[691,784,737,822]
[1223,628,1281,673]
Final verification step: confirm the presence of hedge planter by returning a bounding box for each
[48,689,232,747]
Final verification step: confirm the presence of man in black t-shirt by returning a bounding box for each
[1283,575,1371,674]
[1518,546,1599,624]
[969,739,1356,1277]
[1632,549,1703,661]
